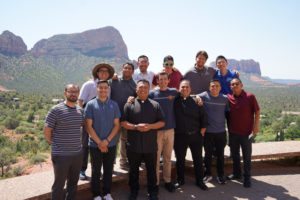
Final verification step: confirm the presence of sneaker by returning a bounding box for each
[217,176,227,184]
[120,162,129,170]
[203,175,212,183]
[164,182,176,192]
[196,181,208,191]
[103,193,113,200]
[174,179,185,188]
[226,174,242,180]
[243,178,251,188]
[94,196,102,200]
[79,171,87,180]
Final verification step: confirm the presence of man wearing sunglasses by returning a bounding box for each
[152,55,183,90]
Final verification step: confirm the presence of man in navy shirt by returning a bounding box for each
[85,80,121,200]
[149,72,178,192]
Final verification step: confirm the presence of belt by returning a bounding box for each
[186,130,199,135]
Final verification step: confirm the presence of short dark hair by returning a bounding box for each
[138,55,149,62]
[216,55,227,63]
[231,78,243,84]
[163,55,174,63]
[210,79,221,85]
[137,79,150,86]
[65,84,79,92]
[158,72,170,80]
[97,80,110,87]
[195,50,208,60]
[123,62,134,71]
[179,79,191,86]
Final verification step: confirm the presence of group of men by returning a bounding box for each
[44,50,260,200]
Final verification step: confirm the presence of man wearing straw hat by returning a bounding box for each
[78,63,115,180]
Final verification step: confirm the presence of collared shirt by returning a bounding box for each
[148,88,178,130]
[132,69,155,89]
[122,98,165,153]
[79,79,98,104]
[45,103,84,155]
[199,92,229,133]
[152,69,183,90]
[109,77,136,117]
[183,65,217,94]
[84,98,121,147]
[174,96,208,135]
[227,90,260,135]
[213,70,238,95]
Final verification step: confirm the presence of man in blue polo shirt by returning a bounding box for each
[85,80,121,200]
[213,55,238,95]
[199,79,230,185]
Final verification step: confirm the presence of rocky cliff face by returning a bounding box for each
[0,31,27,56]
[30,26,129,59]
[210,59,261,75]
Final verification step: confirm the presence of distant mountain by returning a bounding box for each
[209,59,261,75]
[0,31,27,56]
[0,27,129,94]
[262,77,300,85]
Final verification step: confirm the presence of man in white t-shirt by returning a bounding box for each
[132,55,155,89]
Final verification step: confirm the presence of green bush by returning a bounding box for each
[254,133,276,142]
[12,165,25,176]
[15,126,29,134]
[3,117,20,129]
[29,153,47,165]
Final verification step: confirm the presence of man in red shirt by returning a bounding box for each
[226,78,260,188]
[152,55,183,90]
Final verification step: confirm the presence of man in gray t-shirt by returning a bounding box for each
[183,50,217,94]
[198,79,229,185]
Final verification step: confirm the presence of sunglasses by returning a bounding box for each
[164,62,174,67]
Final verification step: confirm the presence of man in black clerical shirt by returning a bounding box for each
[173,79,208,191]
[121,79,165,200]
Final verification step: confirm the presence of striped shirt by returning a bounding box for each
[45,102,84,155]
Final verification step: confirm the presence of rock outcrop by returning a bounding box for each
[0,31,27,56]
[30,26,129,59]
[210,59,261,75]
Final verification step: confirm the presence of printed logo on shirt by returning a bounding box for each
[168,95,173,100]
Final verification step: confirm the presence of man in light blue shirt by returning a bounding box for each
[85,80,120,200]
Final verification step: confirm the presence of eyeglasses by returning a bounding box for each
[66,90,79,94]
[99,70,109,73]
[164,62,174,67]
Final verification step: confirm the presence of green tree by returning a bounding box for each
[27,111,35,123]
[0,147,16,177]
[3,116,20,129]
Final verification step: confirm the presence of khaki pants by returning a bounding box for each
[156,128,174,184]
[119,127,128,165]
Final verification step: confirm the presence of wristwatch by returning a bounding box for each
[134,124,137,130]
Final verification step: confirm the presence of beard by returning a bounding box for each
[67,96,77,102]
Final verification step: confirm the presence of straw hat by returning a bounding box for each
[92,63,115,80]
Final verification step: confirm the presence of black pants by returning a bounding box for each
[127,149,158,195]
[51,153,83,200]
[204,132,226,177]
[229,133,252,179]
[81,127,89,172]
[90,146,116,197]
[174,133,204,184]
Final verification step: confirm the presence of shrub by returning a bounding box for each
[15,126,28,134]
[29,153,47,165]
[3,117,20,129]
[12,165,25,176]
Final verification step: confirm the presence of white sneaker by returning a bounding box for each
[103,193,113,200]
[94,196,102,200]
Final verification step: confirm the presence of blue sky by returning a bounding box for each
[1,0,300,79]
